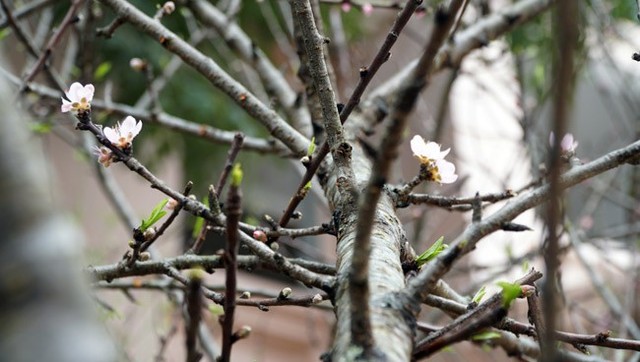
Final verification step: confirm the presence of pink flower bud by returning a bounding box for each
[252,230,267,242]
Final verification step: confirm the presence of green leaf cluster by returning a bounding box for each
[139,199,168,232]
[416,236,447,268]
[496,281,522,308]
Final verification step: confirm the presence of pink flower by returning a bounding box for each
[61,82,94,114]
[549,132,578,154]
[103,116,142,150]
[410,135,450,164]
[341,1,351,12]
[93,146,113,167]
[362,3,373,16]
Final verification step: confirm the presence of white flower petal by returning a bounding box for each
[61,98,72,113]
[103,127,119,144]
[561,133,577,152]
[410,135,427,155]
[79,84,95,102]
[66,82,83,101]
[435,159,458,184]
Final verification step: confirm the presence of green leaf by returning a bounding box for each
[522,260,530,273]
[471,331,501,341]
[94,62,112,82]
[416,236,447,267]
[472,285,487,304]
[303,181,312,191]
[496,281,522,308]
[231,163,243,187]
[29,122,53,134]
[139,199,169,231]
[191,197,209,239]
[307,136,316,156]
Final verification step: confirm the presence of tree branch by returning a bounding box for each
[99,0,310,156]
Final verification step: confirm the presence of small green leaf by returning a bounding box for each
[0,28,12,41]
[191,197,209,239]
[29,122,53,134]
[522,260,530,273]
[416,236,447,267]
[471,331,501,341]
[94,62,112,81]
[303,181,312,191]
[139,199,169,231]
[497,281,522,308]
[472,285,486,304]
[208,304,224,316]
[307,136,316,156]
[231,163,243,187]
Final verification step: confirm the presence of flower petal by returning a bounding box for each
[80,84,95,102]
[66,82,84,101]
[435,159,458,184]
[410,135,427,156]
[103,127,119,144]
[61,98,72,113]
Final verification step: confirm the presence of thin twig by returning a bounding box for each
[88,254,335,282]
[413,269,541,358]
[220,171,242,362]
[290,0,354,195]
[185,273,203,362]
[189,0,311,136]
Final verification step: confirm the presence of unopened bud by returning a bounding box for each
[279,287,292,299]
[520,285,536,297]
[240,291,251,299]
[252,230,267,242]
[270,242,279,251]
[234,325,252,340]
[312,293,323,304]
[129,58,147,72]
[139,251,151,261]
[300,155,311,165]
[162,1,176,14]
[166,198,179,210]
[143,227,157,241]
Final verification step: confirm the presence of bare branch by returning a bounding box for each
[99,0,310,156]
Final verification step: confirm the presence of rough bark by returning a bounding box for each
[322,114,416,361]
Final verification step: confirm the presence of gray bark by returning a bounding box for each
[0,76,117,361]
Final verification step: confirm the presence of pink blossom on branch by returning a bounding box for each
[103,116,143,150]
[61,82,94,114]
[93,146,113,168]
[549,132,578,154]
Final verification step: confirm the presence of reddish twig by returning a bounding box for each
[220,171,242,362]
